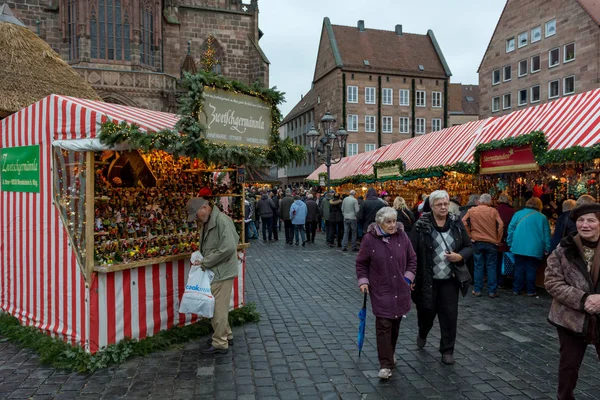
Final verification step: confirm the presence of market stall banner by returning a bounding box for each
[376,164,402,180]
[479,145,539,174]
[200,87,272,148]
[1,145,40,193]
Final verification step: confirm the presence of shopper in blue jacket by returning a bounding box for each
[507,197,551,296]
[290,196,308,246]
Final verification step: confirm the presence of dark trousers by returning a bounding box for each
[496,250,506,287]
[376,317,401,369]
[261,216,273,240]
[284,220,294,244]
[557,327,600,400]
[417,279,459,355]
[513,255,540,295]
[271,216,279,240]
[326,220,344,245]
[305,221,317,242]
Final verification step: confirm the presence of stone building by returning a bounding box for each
[281,18,452,184]
[478,0,600,118]
[5,0,269,111]
[448,83,480,126]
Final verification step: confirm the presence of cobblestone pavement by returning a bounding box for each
[2,235,600,399]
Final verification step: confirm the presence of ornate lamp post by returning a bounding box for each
[306,111,348,191]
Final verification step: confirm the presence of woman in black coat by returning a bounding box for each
[392,196,415,233]
[327,194,344,247]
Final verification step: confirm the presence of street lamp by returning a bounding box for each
[306,111,348,191]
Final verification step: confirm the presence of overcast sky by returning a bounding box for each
[256,0,506,117]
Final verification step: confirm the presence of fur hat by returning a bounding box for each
[570,203,600,221]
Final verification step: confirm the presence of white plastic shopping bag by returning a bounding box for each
[179,252,215,317]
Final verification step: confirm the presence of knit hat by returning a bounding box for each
[570,203,600,221]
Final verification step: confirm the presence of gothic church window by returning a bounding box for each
[140,0,154,66]
[89,0,131,61]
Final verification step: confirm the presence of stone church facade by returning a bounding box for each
[6,0,269,111]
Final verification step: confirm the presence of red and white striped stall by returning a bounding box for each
[0,95,245,353]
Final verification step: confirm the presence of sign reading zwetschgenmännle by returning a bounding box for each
[200,87,272,148]
[1,145,41,193]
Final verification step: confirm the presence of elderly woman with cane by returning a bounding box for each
[355,207,417,380]
[545,203,600,400]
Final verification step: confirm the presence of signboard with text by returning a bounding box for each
[479,145,539,174]
[376,165,401,180]
[200,87,272,148]
[1,145,41,193]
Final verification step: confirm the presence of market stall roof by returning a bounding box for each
[0,5,101,117]
[473,88,600,157]
[245,166,280,184]
[355,145,390,175]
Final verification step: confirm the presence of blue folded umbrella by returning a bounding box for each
[357,291,368,357]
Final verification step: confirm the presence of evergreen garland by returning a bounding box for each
[99,72,305,168]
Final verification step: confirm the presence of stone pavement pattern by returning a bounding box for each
[1,237,600,399]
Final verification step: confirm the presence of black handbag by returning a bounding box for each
[438,228,472,297]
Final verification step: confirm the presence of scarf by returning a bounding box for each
[574,235,600,344]
[374,224,395,243]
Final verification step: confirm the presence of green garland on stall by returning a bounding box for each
[373,158,405,171]
[472,130,547,168]
[306,173,375,187]
[99,72,305,168]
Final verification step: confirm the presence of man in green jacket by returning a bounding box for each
[187,197,239,354]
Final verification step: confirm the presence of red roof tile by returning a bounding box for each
[281,88,317,125]
[577,0,600,25]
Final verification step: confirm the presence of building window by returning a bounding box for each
[365,143,376,152]
[382,116,393,133]
[399,89,410,106]
[347,143,358,156]
[503,93,511,110]
[365,87,376,104]
[545,18,556,37]
[564,76,575,95]
[140,0,154,66]
[399,117,410,134]
[416,90,426,107]
[492,69,501,85]
[432,118,441,132]
[416,118,426,134]
[564,43,575,63]
[67,0,78,59]
[90,0,131,61]
[503,65,512,82]
[549,80,560,99]
[347,86,358,103]
[518,31,528,48]
[347,114,358,132]
[432,91,442,108]
[365,115,376,132]
[518,60,528,77]
[549,48,560,68]
[382,88,393,105]
[506,37,515,53]
[531,26,542,43]
[531,85,541,103]
[492,96,500,112]
[518,89,527,106]
[531,55,541,73]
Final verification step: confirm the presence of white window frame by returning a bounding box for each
[506,37,515,53]
[518,31,528,48]
[347,86,358,103]
[365,115,376,132]
[549,48,560,68]
[382,88,393,105]
[564,43,576,63]
[492,96,500,112]
[563,76,575,95]
[415,118,426,134]
[545,18,556,38]
[548,80,560,99]
[503,65,512,82]
[531,55,541,73]
[399,117,410,134]
[347,114,358,132]
[531,85,541,103]
[503,93,512,110]
[365,87,376,104]
[432,118,441,132]
[531,26,542,43]
[432,91,442,108]
[382,116,393,133]
[365,143,376,152]
[347,143,358,156]
[492,69,501,85]
[518,89,527,106]
[416,90,426,107]
[518,59,528,77]
[399,89,410,106]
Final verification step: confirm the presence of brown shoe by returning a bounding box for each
[489,293,500,298]
[472,290,481,297]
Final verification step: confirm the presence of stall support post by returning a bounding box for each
[85,151,95,282]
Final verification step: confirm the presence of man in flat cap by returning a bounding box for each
[187,197,239,354]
